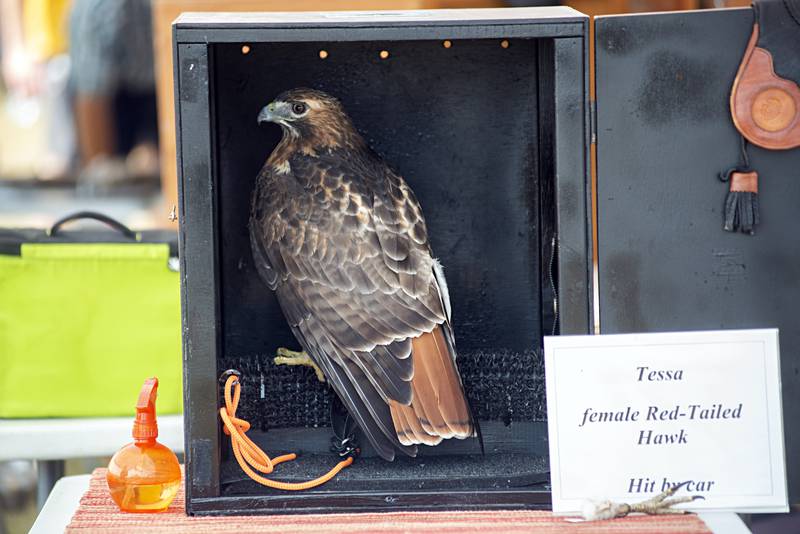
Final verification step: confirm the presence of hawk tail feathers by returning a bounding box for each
[390,326,475,446]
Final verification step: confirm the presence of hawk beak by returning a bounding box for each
[257,105,275,125]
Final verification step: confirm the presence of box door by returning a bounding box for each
[596,7,800,501]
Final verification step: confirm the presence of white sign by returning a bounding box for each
[544,329,787,514]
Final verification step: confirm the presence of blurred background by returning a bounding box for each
[0,0,760,533]
[0,0,750,227]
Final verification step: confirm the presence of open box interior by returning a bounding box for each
[214,37,556,496]
[176,8,591,512]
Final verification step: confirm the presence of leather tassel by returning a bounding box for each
[721,170,759,235]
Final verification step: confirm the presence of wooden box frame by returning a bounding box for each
[174,7,592,515]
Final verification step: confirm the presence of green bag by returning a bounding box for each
[0,212,182,417]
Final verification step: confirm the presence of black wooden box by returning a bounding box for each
[174,7,591,515]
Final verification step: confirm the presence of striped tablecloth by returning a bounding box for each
[66,468,712,533]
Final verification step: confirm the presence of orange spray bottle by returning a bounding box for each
[107,377,181,512]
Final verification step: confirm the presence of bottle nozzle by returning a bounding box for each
[133,377,159,440]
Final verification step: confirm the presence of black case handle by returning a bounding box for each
[48,211,138,240]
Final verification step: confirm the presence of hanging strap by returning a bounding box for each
[218,374,353,490]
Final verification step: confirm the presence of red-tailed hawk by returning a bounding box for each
[250,88,476,460]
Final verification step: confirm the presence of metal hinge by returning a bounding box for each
[548,235,559,336]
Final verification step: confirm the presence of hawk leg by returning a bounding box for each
[274,347,326,383]
[627,481,705,515]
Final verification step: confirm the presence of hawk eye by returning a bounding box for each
[292,102,307,115]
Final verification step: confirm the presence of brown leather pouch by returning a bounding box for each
[731,21,800,149]
[721,0,800,234]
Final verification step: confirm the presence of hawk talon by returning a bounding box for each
[274,347,326,383]
[580,481,705,522]
[627,481,705,516]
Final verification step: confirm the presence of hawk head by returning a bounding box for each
[258,88,358,148]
